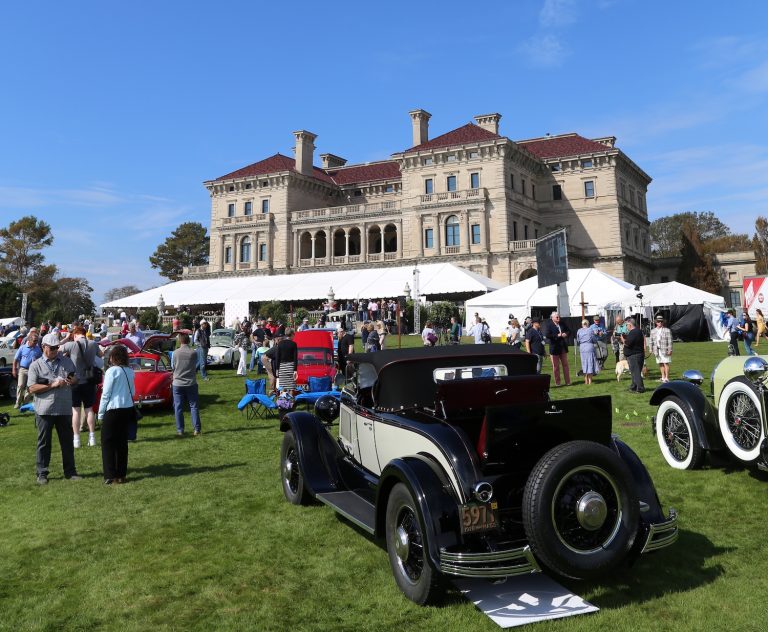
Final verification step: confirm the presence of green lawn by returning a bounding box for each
[1,338,767,631]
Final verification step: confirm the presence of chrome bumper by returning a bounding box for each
[138,398,165,406]
[440,544,541,579]
[641,508,678,553]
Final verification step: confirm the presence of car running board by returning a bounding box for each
[315,491,375,534]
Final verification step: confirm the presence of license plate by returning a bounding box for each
[460,501,499,534]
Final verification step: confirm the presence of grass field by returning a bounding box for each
[2,337,767,631]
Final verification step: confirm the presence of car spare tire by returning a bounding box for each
[522,440,639,580]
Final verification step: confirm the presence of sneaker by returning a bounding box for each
[115,478,127,484]
[66,474,83,481]
[176,430,184,436]
[73,434,81,448]
[36,475,48,485]
[104,479,114,485]
[88,433,96,447]
[13,403,19,409]
[193,430,200,436]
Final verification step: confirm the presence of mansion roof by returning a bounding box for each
[211,124,620,188]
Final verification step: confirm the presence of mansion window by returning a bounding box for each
[535,229,539,238]
[513,221,518,241]
[510,173,515,190]
[244,201,253,215]
[550,163,561,172]
[261,180,269,187]
[581,159,593,169]
[227,203,235,217]
[553,184,562,200]
[385,184,394,193]
[470,172,480,189]
[522,179,527,196]
[469,150,479,159]
[354,189,362,197]
[620,182,626,199]
[240,237,251,263]
[532,184,536,200]
[584,180,595,198]
[445,215,460,246]
[661,276,669,283]
[229,185,235,192]
[471,224,481,244]
[259,243,267,261]
[425,178,434,194]
[446,176,457,192]
[424,228,434,248]
[447,154,456,162]
[261,199,270,213]
[524,225,529,240]
[225,246,232,264]
[245,183,252,189]
[423,157,433,166]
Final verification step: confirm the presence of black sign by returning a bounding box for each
[536,229,569,288]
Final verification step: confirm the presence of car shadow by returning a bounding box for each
[127,461,247,481]
[706,452,768,482]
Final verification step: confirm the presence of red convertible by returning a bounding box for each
[94,334,176,410]
[294,330,337,386]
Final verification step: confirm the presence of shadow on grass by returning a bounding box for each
[128,461,247,481]
[705,452,768,482]
[572,528,731,608]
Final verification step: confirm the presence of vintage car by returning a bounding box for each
[94,338,174,410]
[0,339,17,368]
[652,355,768,470]
[294,330,337,386]
[279,345,677,604]
[207,328,241,368]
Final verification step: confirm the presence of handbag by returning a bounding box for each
[120,367,142,441]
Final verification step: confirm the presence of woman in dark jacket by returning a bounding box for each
[275,328,298,390]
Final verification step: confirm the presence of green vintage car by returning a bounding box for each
[651,356,768,470]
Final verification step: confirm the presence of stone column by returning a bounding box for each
[397,221,403,260]
[434,214,441,255]
[417,215,424,257]
[327,226,333,265]
[311,235,316,262]
[219,235,225,271]
[293,230,299,267]
[345,231,350,258]
[462,213,470,253]
[361,225,368,262]
[380,227,385,254]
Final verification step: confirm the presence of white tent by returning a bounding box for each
[465,269,634,335]
[100,263,503,326]
[0,316,22,328]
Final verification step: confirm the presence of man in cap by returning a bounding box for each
[524,317,546,374]
[298,318,310,332]
[650,315,673,382]
[193,319,210,381]
[27,333,82,484]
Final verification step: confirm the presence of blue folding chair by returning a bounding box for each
[237,378,278,419]
[295,376,338,408]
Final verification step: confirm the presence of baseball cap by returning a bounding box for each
[42,333,60,347]
[593,315,600,320]
[655,314,664,321]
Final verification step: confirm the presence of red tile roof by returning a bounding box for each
[517,134,614,159]
[404,123,501,152]
[327,161,401,185]
[214,153,335,184]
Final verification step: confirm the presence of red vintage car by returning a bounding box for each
[94,335,175,410]
[294,330,337,386]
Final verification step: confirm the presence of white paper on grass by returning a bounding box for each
[455,574,598,628]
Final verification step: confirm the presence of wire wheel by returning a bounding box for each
[718,380,764,462]
[655,396,703,469]
[551,465,622,554]
[392,505,425,583]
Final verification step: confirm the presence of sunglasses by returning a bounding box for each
[46,345,60,350]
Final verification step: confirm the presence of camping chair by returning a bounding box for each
[237,378,278,419]
[295,376,338,409]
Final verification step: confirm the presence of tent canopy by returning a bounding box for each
[100,264,503,324]
[607,281,725,314]
[465,269,634,334]
[0,317,22,328]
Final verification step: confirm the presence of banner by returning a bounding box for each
[743,276,768,316]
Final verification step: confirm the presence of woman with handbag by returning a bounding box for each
[97,344,135,485]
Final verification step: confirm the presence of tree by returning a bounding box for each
[754,216,768,275]
[701,233,753,255]
[149,222,210,281]
[0,281,22,317]
[677,222,722,295]
[428,301,460,328]
[650,211,732,257]
[138,307,160,330]
[0,216,54,288]
[104,285,142,303]
[258,300,286,325]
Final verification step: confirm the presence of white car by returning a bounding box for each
[0,339,16,368]
[206,328,241,368]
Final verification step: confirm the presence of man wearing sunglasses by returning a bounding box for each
[27,333,82,485]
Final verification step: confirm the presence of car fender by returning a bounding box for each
[376,456,461,572]
[282,411,344,496]
[649,381,723,451]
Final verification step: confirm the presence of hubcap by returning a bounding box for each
[727,393,761,450]
[283,447,299,493]
[663,410,690,461]
[394,525,410,562]
[576,491,607,530]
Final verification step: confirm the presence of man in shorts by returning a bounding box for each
[650,314,672,383]
[61,326,103,447]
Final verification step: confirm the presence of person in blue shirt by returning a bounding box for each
[726,309,740,356]
[589,315,606,340]
[12,331,42,408]
[97,343,135,484]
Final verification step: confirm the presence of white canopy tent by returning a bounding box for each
[465,269,634,335]
[100,263,503,325]
[0,316,23,328]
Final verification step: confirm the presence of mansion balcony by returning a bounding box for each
[217,213,272,230]
[508,239,538,252]
[291,200,400,224]
[417,187,486,207]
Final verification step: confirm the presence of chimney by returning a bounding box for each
[409,109,431,146]
[319,153,347,169]
[473,113,502,135]
[292,130,317,176]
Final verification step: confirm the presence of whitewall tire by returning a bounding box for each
[656,397,703,470]
[718,381,764,462]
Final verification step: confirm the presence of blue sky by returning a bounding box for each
[1,0,767,304]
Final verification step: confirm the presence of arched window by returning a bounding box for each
[240,237,251,263]
[445,215,460,247]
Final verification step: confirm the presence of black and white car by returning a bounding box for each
[279,345,678,604]
[206,328,241,368]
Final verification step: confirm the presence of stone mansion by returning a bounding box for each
[187,110,655,287]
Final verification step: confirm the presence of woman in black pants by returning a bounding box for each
[96,344,135,484]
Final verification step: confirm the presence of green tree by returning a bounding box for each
[138,306,160,330]
[0,281,22,317]
[678,222,722,295]
[104,285,142,303]
[427,301,460,328]
[149,222,210,281]
[650,211,732,257]
[0,216,54,288]
[754,216,768,275]
[258,300,286,324]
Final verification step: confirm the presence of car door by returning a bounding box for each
[355,408,380,475]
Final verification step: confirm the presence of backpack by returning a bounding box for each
[426,332,438,346]
[480,324,492,344]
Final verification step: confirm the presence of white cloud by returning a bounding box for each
[539,0,577,28]
[518,35,568,68]
[739,60,768,94]
[693,35,768,69]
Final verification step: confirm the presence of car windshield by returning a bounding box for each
[128,357,157,372]
[298,348,333,365]
[210,329,234,346]
[433,365,508,382]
